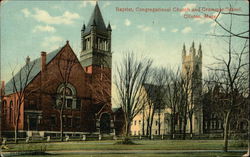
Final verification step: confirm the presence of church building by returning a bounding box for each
[0,3,115,137]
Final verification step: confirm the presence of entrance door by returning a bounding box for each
[100,113,111,134]
[29,116,38,130]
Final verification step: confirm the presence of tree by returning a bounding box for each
[54,46,78,141]
[208,36,248,152]
[115,52,152,137]
[165,68,181,139]
[10,58,36,143]
[211,4,249,154]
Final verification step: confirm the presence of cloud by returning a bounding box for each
[180,3,197,15]
[103,1,111,8]
[41,36,63,51]
[161,27,166,32]
[124,19,131,26]
[171,28,178,33]
[21,8,31,17]
[51,5,61,9]
[181,27,192,34]
[32,25,56,33]
[22,8,80,25]
[80,1,97,8]
[137,25,152,32]
[111,25,117,30]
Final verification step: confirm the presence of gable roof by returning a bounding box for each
[83,3,107,34]
[4,46,63,95]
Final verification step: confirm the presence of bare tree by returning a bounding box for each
[10,59,36,143]
[208,35,248,152]
[211,4,249,154]
[213,5,249,40]
[55,47,78,142]
[165,68,181,139]
[115,52,152,137]
[180,65,194,140]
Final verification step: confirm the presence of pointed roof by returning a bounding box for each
[107,23,112,31]
[4,45,65,95]
[83,3,107,34]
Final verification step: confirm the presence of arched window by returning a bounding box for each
[9,100,13,123]
[2,100,7,116]
[56,84,77,109]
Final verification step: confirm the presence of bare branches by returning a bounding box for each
[213,8,249,39]
[115,52,152,136]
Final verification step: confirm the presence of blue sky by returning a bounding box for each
[0,0,249,82]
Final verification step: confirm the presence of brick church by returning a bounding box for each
[0,3,116,137]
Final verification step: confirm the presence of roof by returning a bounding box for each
[4,46,63,95]
[82,3,107,34]
[143,83,159,102]
[143,83,167,109]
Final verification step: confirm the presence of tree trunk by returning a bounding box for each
[14,124,18,144]
[189,115,193,139]
[142,109,145,136]
[223,111,231,152]
[14,105,21,144]
[125,118,131,137]
[158,112,161,135]
[183,108,188,140]
[60,112,63,141]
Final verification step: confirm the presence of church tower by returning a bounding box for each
[182,42,203,135]
[80,3,112,105]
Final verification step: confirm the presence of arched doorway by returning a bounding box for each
[100,113,111,134]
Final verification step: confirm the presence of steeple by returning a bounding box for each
[190,41,196,56]
[198,43,202,57]
[107,23,112,31]
[182,43,186,57]
[82,3,107,35]
[80,2,112,69]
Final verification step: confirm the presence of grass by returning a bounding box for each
[15,152,245,157]
[2,140,247,152]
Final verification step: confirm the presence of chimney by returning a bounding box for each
[41,51,47,72]
[0,81,5,96]
[26,56,30,65]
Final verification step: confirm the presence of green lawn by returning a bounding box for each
[15,152,246,157]
[3,140,247,152]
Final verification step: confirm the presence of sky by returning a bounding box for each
[0,0,249,83]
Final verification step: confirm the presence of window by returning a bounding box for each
[138,131,140,135]
[63,115,66,127]
[134,120,136,125]
[2,100,6,116]
[139,120,141,125]
[56,84,76,110]
[67,117,72,127]
[156,121,158,126]
[205,122,208,129]
[155,130,158,135]
[9,101,13,123]
[74,117,80,128]
[51,115,57,126]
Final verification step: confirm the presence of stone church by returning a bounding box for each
[0,3,116,137]
[181,42,203,135]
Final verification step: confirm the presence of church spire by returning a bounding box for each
[190,41,196,56]
[83,3,107,34]
[182,43,186,56]
[198,43,202,57]
[107,22,112,31]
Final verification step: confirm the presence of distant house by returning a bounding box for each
[0,3,115,137]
